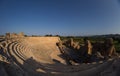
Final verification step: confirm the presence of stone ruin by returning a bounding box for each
[18,32,24,37]
[5,33,10,39]
[57,38,119,64]
[5,32,24,39]
[0,34,120,76]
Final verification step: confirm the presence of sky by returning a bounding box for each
[0,0,120,36]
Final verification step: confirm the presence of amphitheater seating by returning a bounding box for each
[1,37,119,76]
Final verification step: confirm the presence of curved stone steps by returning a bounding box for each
[19,44,32,58]
[21,46,29,54]
[7,42,24,64]
[18,58,114,76]
[14,42,35,62]
[0,41,6,44]
[7,41,115,76]
[18,37,113,74]
[100,58,120,76]
[14,43,27,60]
[4,37,118,76]
[11,42,25,61]
[17,49,112,74]
[0,41,8,48]
[7,41,35,73]
[0,38,4,41]
[7,41,43,76]
[38,61,105,73]
[19,51,113,74]
[14,41,34,60]
[51,59,114,76]
[13,44,25,60]
[16,44,26,59]
[17,44,28,58]
[8,41,27,61]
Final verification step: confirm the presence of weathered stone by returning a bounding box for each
[5,33,10,39]
[10,33,18,38]
[104,38,117,57]
[84,40,92,55]
[76,45,80,50]
[19,32,24,37]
